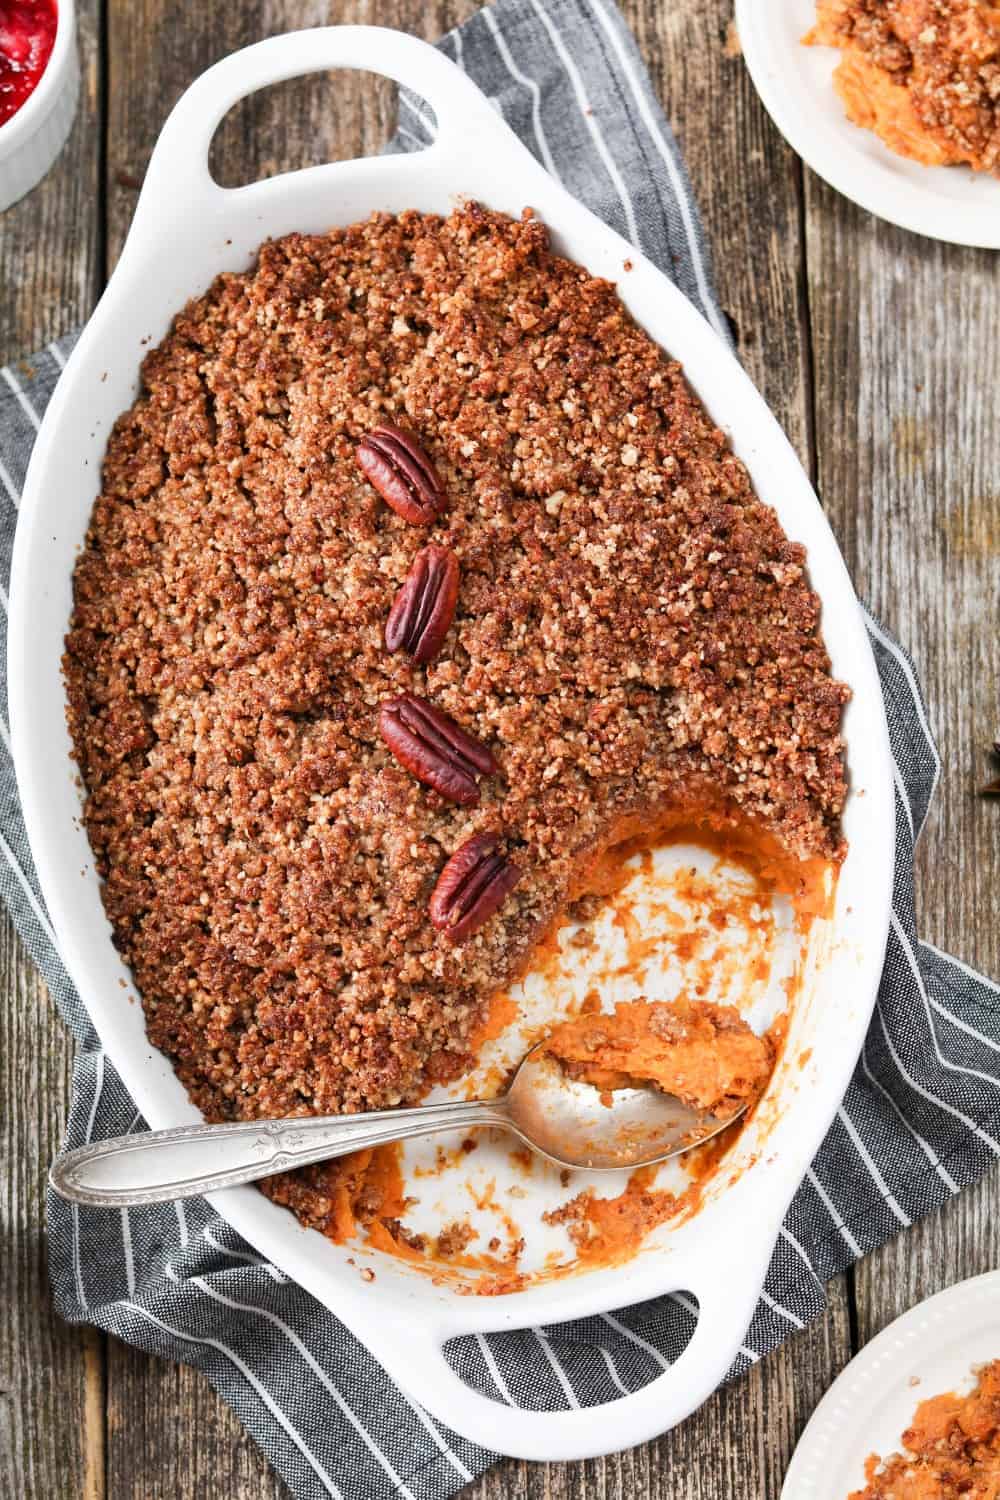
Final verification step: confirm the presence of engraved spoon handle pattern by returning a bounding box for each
[49,1099,512,1207]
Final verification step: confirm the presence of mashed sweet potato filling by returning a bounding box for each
[540,998,774,1117]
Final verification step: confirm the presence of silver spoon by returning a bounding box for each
[49,1040,744,1208]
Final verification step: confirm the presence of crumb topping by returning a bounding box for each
[64,204,847,1148]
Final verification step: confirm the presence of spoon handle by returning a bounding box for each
[49,1099,512,1207]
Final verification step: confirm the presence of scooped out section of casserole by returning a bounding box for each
[260,818,830,1291]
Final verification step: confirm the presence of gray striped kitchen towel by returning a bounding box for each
[2,0,998,1496]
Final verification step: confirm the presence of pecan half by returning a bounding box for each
[379,694,496,806]
[430,832,522,943]
[385,545,460,664]
[356,424,446,525]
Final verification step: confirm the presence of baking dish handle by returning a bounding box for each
[376,1239,773,1462]
[134,25,522,224]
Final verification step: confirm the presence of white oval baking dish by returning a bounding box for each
[8,26,894,1462]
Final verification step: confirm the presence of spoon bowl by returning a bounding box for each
[503,1046,742,1171]
[49,1036,745,1208]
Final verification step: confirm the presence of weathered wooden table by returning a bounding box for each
[2,2,997,1495]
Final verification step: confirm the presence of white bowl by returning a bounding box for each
[783,1270,1000,1497]
[0,0,79,213]
[8,27,895,1461]
[736,0,1000,248]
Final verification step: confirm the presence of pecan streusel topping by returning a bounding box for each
[64,204,847,1141]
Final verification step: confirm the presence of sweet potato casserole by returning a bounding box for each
[807,0,1000,174]
[850,1359,1000,1498]
[64,203,848,1244]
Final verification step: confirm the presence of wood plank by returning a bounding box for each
[104,0,478,269]
[804,176,1000,1352]
[804,181,1000,981]
[635,0,815,459]
[105,1345,289,1500]
[0,913,105,1499]
[96,0,854,1495]
[0,0,102,364]
[0,3,105,1498]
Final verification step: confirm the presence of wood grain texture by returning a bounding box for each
[105,1342,289,1500]
[803,176,1000,1349]
[0,910,104,1498]
[0,3,103,1497]
[1,0,997,1494]
[635,1,815,457]
[105,0,478,269]
[0,0,102,362]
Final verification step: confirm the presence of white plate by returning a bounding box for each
[736,0,1000,248]
[8,26,895,1460]
[783,1270,1000,1497]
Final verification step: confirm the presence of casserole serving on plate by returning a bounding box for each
[8,26,894,1461]
[735,0,1000,249]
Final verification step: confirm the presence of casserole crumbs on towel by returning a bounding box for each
[64,204,847,1237]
